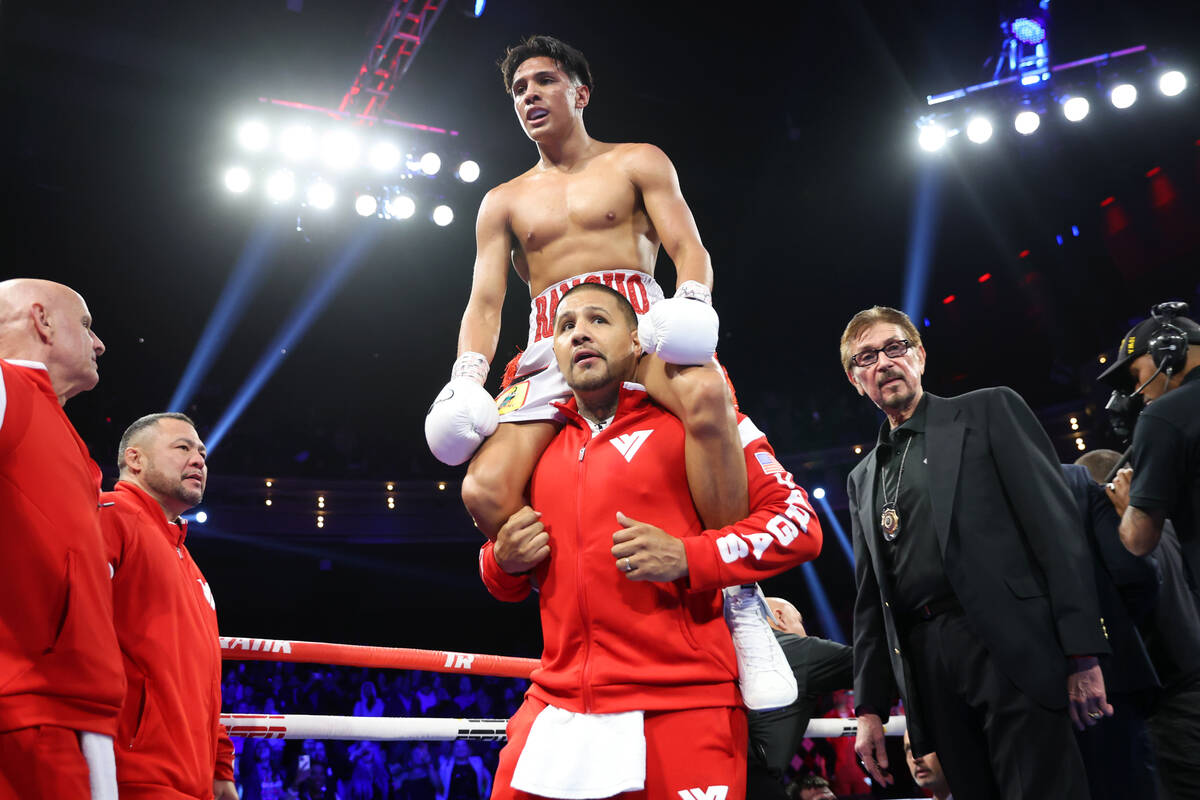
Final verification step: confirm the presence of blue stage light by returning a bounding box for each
[206,228,381,452]
[1071,225,1080,237]
[195,511,208,524]
[812,487,826,500]
[924,318,931,328]
[473,0,486,16]
[169,224,280,413]
[1012,17,1047,45]
[813,493,854,569]
[800,562,847,644]
[1056,234,1063,245]
[902,166,941,325]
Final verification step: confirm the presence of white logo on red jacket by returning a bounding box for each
[677,787,728,800]
[610,430,653,462]
[198,579,216,610]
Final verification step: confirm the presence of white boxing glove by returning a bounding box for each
[425,353,500,465]
[637,280,719,365]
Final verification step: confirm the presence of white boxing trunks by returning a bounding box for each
[494,269,665,424]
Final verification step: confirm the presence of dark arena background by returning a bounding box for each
[3,0,1200,796]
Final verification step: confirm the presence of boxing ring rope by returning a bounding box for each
[220,635,907,741]
[219,712,907,741]
[219,636,538,678]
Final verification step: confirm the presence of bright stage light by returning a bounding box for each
[1160,70,1187,97]
[473,0,486,16]
[1063,96,1090,122]
[224,166,251,193]
[966,117,993,144]
[322,130,360,170]
[432,204,454,226]
[917,124,947,152]
[306,181,335,210]
[456,160,481,183]
[420,152,442,175]
[386,194,416,220]
[355,194,378,217]
[1014,110,1041,135]
[368,142,402,172]
[1110,83,1137,109]
[1011,17,1046,45]
[812,487,826,500]
[279,125,316,160]
[237,121,270,151]
[194,511,208,524]
[265,170,296,202]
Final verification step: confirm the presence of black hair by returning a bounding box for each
[499,34,594,94]
[118,412,197,471]
[556,282,637,331]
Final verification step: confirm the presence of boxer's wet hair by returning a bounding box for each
[500,34,594,95]
[556,283,637,331]
[118,412,197,471]
[839,305,924,373]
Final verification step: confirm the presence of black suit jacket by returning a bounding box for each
[748,632,853,780]
[1060,463,1161,696]
[848,388,1109,752]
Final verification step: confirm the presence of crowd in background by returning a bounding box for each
[222,663,865,799]
[224,662,525,799]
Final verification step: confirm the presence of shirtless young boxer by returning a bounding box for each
[425,34,747,539]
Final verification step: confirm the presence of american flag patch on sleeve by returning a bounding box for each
[754,451,785,475]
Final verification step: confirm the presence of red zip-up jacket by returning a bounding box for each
[0,360,124,736]
[101,481,234,799]
[480,384,822,713]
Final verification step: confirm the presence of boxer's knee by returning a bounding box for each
[462,467,510,538]
[674,365,736,440]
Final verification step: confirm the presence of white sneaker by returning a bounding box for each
[722,583,798,711]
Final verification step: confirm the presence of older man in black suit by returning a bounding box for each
[839,305,1111,800]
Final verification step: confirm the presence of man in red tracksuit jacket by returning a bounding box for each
[100,412,236,800]
[480,283,823,800]
[0,278,124,800]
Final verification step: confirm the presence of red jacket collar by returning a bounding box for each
[114,480,188,547]
[552,382,652,429]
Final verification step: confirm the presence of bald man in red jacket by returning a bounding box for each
[0,278,123,800]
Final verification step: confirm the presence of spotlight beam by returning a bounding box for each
[801,562,847,644]
[902,165,942,325]
[206,228,381,453]
[813,494,855,570]
[169,223,281,412]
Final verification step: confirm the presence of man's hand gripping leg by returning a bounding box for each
[462,421,559,540]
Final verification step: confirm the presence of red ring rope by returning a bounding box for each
[219,636,538,679]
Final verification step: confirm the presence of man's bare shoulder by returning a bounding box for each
[610,141,671,164]
[607,142,677,181]
[484,164,548,206]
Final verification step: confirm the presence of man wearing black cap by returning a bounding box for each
[1098,302,1200,798]
[1098,303,1200,581]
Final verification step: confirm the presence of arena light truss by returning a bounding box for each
[220,98,482,228]
[914,42,1189,153]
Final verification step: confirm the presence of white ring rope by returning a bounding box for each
[221,713,907,741]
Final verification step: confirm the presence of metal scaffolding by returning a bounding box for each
[338,0,448,121]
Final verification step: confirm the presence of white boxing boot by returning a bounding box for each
[723,583,798,711]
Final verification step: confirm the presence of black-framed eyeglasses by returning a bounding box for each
[851,339,912,368]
